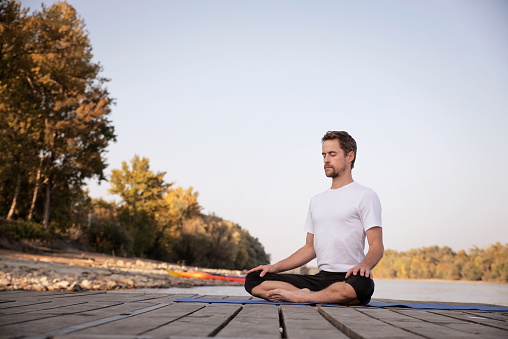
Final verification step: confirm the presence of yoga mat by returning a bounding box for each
[173,298,508,311]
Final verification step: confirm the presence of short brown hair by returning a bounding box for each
[322,131,357,169]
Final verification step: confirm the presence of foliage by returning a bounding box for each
[109,155,168,257]
[84,155,270,269]
[109,155,169,214]
[170,214,270,269]
[373,243,508,283]
[1,219,49,241]
[84,199,132,257]
[0,1,271,269]
[0,0,115,228]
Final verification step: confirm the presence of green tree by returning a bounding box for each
[148,186,201,259]
[109,155,169,256]
[110,155,169,214]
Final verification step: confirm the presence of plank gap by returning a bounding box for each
[317,306,363,339]
[137,305,206,335]
[207,305,243,337]
[0,302,126,327]
[278,306,287,339]
[427,310,508,331]
[24,303,170,339]
[356,308,433,339]
[0,300,52,310]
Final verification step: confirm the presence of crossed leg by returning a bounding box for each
[251,280,359,305]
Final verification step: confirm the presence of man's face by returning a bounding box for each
[322,139,352,178]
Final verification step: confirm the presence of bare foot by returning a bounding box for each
[266,288,312,303]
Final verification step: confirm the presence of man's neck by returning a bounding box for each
[331,174,354,190]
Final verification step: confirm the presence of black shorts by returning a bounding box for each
[244,270,374,305]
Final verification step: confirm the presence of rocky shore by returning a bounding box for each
[0,249,246,292]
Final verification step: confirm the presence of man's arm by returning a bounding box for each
[346,226,384,279]
[247,232,316,277]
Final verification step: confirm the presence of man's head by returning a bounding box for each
[321,131,357,179]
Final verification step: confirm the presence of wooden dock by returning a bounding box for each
[0,290,507,338]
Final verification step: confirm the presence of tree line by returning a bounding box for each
[373,243,508,283]
[87,155,270,269]
[0,0,270,270]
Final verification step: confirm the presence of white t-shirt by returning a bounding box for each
[304,181,382,272]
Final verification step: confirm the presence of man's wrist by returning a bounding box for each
[272,262,283,273]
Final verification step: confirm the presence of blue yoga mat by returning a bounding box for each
[173,298,508,311]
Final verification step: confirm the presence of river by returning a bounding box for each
[136,279,508,306]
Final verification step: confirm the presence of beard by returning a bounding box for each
[324,164,347,178]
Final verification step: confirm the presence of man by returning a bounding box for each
[244,131,383,305]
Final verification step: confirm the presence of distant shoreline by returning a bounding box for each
[1,248,505,292]
[374,277,507,285]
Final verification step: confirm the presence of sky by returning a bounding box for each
[21,0,508,264]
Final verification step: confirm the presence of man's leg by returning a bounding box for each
[251,280,300,299]
[245,271,319,300]
[266,281,359,305]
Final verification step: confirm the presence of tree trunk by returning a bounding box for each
[6,172,22,220]
[147,223,169,257]
[42,153,54,229]
[28,155,44,220]
[42,174,52,228]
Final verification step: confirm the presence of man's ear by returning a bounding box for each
[347,151,355,163]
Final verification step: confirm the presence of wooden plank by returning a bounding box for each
[143,304,242,337]
[395,309,508,338]
[68,303,205,337]
[428,309,508,330]
[426,310,508,334]
[0,301,167,338]
[0,299,90,316]
[0,300,127,326]
[318,305,425,338]
[281,305,349,339]
[24,303,171,339]
[196,294,229,299]
[359,307,479,339]
[38,291,107,299]
[224,295,252,300]
[1,291,505,339]
[0,299,53,312]
[462,310,508,322]
[214,304,281,338]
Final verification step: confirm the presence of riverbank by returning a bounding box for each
[0,249,245,292]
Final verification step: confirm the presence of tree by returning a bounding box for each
[31,2,116,227]
[109,155,169,256]
[110,155,169,214]
[0,0,42,220]
[0,1,116,228]
[148,186,201,258]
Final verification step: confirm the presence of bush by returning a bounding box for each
[6,220,49,241]
[86,215,133,257]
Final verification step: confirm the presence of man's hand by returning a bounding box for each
[246,264,278,277]
[346,263,373,279]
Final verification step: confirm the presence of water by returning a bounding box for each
[135,279,508,306]
[373,279,508,306]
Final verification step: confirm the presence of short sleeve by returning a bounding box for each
[359,190,382,231]
[304,200,314,234]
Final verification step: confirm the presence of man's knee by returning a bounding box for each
[244,271,263,294]
[345,275,375,305]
